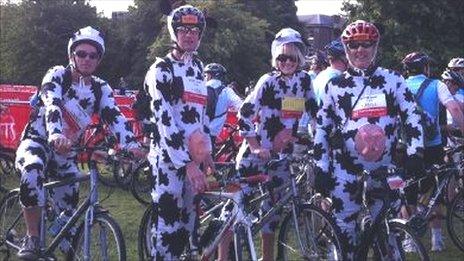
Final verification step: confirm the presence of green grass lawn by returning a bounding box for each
[1,175,464,260]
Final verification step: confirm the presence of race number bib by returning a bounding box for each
[281,97,305,118]
[182,77,207,106]
[352,93,387,119]
[62,99,92,142]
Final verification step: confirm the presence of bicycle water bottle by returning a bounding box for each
[48,212,70,237]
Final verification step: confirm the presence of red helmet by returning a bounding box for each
[341,20,380,43]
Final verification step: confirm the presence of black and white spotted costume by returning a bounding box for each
[15,65,138,252]
[313,66,424,259]
[144,53,210,260]
[235,70,318,233]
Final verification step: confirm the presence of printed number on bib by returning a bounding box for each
[352,93,387,119]
[282,97,305,118]
[182,77,207,106]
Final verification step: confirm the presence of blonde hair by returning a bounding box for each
[272,43,305,69]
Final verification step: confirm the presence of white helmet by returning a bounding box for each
[448,57,464,68]
[271,28,305,59]
[167,5,206,43]
[67,26,105,58]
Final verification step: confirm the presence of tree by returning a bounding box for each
[342,0,464,75]
[148,0,271,92]
[0,0,99,84]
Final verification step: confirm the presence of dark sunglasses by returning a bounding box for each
[276,54,297,63]
[346,41,375,50]
[176,26,201,35]
[74,50,99,60]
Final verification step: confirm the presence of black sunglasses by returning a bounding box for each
[74,50,99,60]
[276,54,297,63]
[346,41,375,50]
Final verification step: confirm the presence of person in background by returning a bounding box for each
[313,39,348,106]
[402,52,464,251]
[118,76,128,95]
[306,50,329,81]
[204,63,242,147]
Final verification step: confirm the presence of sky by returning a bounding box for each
[87,0,345,18]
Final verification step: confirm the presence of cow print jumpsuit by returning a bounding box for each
[144,53,210,260]
[235,70,318,233]
[313,66,424,259]
[15,65,138,252]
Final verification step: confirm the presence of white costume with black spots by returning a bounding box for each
[313,66,424,259]
[236,70,318,233]
[144,53,210,260]
[15,65,137,252]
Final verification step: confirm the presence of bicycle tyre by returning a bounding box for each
[130,160,152,206]
[138,206,153,261]
[447,190,464,252]
[70,212,126,261]
[0,152,20,193]
[363,220,429,261]
[0,190,24,252]
[277,204,342,260]
[234,224,253,261]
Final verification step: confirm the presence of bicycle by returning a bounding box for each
[0,146,19,194]
[0,144,127,260]
[214,123,242,162]
[137,153,342,261]
[400,137,464,252]
[348,167,429,260]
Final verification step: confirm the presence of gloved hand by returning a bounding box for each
[314,167,333,198]
[404,154,425,178]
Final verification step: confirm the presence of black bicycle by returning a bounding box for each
[0,144,127,260]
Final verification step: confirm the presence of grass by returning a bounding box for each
[1,169,464,260]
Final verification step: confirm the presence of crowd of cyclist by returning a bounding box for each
[8,2,464,260]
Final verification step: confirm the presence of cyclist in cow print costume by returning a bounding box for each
[14,26,141,259]
[218,28,318,261]
[313,20,425,260]
[143,5,214,260]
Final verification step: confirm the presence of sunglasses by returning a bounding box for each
[176,26,201,35]
[74,50,99,60]
[346,41,376,50]
[276,54,297,63]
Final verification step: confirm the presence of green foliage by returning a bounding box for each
[342,0,464,75]
[0,0,99,85]
[148,0,271,91]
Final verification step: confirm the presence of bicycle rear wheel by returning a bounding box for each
[447,190,464,252]
[70,212,126,261]
[130,160,152,206]
[277,204,342,260]
[365,220,429,261]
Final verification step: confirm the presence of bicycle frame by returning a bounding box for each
[3,147,114,260]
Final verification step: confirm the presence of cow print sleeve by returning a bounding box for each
[237,75,266,137]
[302,73,318,120]
[395,77,424,156]
[314,80,335,175]
[98,81,138,148]
[144,58,192,168]
[41,66,66,142]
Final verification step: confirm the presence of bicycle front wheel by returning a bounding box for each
[366,220,429,261]
[277,204,342,261]
[447,190,464,252]
[70,212,126,261]
[0,191,24,251]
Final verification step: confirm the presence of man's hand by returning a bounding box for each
[186,161,207,194]
[188,129,211,164]
[50,134,72,155]
[251,147,271,160]
[273,128,297,152]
